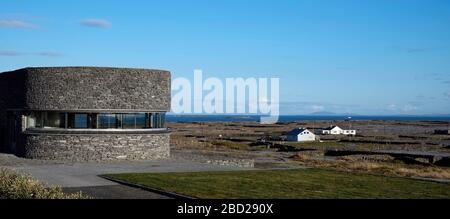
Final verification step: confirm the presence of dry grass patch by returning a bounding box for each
[292,153,450,180]
[0,168,88,199]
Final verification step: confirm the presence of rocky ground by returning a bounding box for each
[168,120,450,153]
[168,120,450,180]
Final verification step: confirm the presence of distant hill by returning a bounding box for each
[309,111,361,116]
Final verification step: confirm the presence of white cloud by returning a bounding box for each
[80,19,112,29]
[0,19,39,29]
[0,50,63,57]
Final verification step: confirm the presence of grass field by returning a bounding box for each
[105,169,450,199]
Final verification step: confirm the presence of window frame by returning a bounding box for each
[26,111,166,130]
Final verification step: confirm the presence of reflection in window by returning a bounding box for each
[67,113,88,129]
[98,114,120,129]
[147,113,165,129]
[26,112,166,130]
[122,114,136,129]
[26,112,43,128]
[75,114,88,128]
[44,112,65,128]
[136,113,146,129]
[154,113,165,128]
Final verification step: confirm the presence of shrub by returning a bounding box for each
[0,168,88,199]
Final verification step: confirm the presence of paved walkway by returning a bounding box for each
[0,151,300,198]
[0,153,252,188]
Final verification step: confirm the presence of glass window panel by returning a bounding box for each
[146,113,152,128]
[122,114,136,129]
[27,112,166,129]
[27,115,36,128]
[98,114,118,129]
[26,112,43,128]
[160,113,165,128]
[156,113,161,128]
[67,113,75,129]
[116,114,122,129]
[135,113,146,129]
[60,113,66,128]
[152,113,158,128]
[35,112,43,128]
[151,113,166,128]
[74,114,88,129]
[148,113,154,128]
[44,112,65,128]
[87,113,97,129]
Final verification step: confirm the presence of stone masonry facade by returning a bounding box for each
[23,133,170,162]
[0,67,171,161]
[24,67,171,111]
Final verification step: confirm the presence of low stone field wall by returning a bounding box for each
[172,150,255,168]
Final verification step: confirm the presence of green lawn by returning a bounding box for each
[104,169,450,199]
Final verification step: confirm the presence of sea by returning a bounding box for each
[166,115,450,123]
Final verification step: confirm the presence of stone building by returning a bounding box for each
[0,67,171,162]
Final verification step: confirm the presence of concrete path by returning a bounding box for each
[1,151,302,198]
[0,154,251,188]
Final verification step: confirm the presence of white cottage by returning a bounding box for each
[287,128,316,142]
[322,126,356,135]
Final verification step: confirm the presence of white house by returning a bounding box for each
[322,126,356,135]
[287,128,316,142]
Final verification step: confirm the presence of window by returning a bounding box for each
[26,112,43,128]
[122,114,136,129]
[67,113,88,129]
[153,113,165,128]
[26,111,166,130]
[135,113,146,129]
[75,114,88,128]
[98,114,120,129]
[148,113,154,128]
[44,112,65,128]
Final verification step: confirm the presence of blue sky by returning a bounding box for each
[1,0,450,115]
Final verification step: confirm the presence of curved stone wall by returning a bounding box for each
[23,67,171,111]
[21,132,170,162]
[1,67,171,160]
